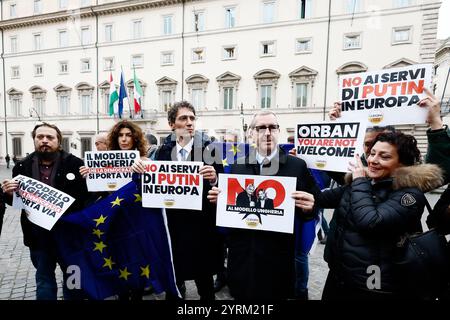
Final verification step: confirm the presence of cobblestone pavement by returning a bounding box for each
[0,165,441,301]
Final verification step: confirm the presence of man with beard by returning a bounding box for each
[2,123,89,300]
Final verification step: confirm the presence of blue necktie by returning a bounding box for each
[179,149,188,161]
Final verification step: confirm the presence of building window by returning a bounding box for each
[192,48,205,63]
[223,87,234,110]
[34,0,42,14]
[393,0,411,8]
[191,89,204,109]
[161,51,174,66]
[261,41,276,57]
[263,1,275,24]
[162,90,173,112]
[34,64,43,76]
[81,137,92,158]
[133,20,142,39]
[131,54,143,68]
[59,30,68,47]
[223,46,236,60]
[343,33,361,49]
[193,11,205,32]
[81,59,91,72]
[10,3,17,18]
[34,97,45,116]
[10,36,18,53]
[80,0,91,7]
[103,92,110,114]
[104,57,115,71]
[299,0,312,19]
[392,26,412,44]
[104,24,113,42]
[12,137,22,157]
[59,61,68,74]
[296,38,312,53]
[11,98,22,116]
[62,137,70,152]
[345,0,361,13]
[81,94,91,115]
[163,15,173,35]
[261,85,272,108]
[225,7,236,28]
[296,83,308,107]
[59,0,68,9]
[81,27,91,45]
[59,95,70,115]
[33,33,42,50]
[11,66,20,79]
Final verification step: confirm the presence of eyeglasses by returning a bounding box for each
[176,115,197,122]
[253,124,280,133]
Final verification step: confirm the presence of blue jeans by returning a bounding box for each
[294,249,309,299]
[30,249,84,300]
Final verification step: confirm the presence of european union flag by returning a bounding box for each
[54,180,179,300]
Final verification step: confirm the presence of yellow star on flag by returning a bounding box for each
[119,267,132,280]
[93,215,107,227]
[222,158,229,167]
[111,196,124,207]
[103,257,115,270]
[229,144,240,156]
[92,228,104,238]
[93,241,107,253]
[140,265,150,279]
[134,193,142,202]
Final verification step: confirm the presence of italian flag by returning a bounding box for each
[108,73,119,116]
[133,69,143,114]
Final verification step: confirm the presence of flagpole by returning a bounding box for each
[128,66,133,118]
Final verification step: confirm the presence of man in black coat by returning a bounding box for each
[208,111,319,300]
[235,184,256,207]
[256,189,274,209]
[142,101,222,300]
[2,122,89,300]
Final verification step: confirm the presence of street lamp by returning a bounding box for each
[240,103,248,143]
[29,108,41,121]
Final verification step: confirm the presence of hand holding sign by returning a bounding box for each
[207,186,221,204]
[329,102,342,120]
[131,158,146,174]
[349,154,367,179]
[2,178,19,196]
[79,166,89,178]
[418,88,443,130]
[199,165,217,184]
[291,191,315,213]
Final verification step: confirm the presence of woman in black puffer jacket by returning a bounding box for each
[317,132,443,300]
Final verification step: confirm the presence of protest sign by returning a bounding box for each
[296,121,367,172]
[217,174,296,234]
[12,175,75,230]
[84,150,139,191]
[141,161,204,210]
[338,64,432,125]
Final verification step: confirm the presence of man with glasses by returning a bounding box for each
[137,101,222,300]
[208,110,319,300]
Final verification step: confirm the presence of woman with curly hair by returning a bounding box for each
[316,131,443,300]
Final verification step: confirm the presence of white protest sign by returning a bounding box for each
[217,174,297,234]
[84,150,139,191]
[141,161,204,210]
[12,175,75,231]
[296,121,367,172]
[338,64,432,126]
